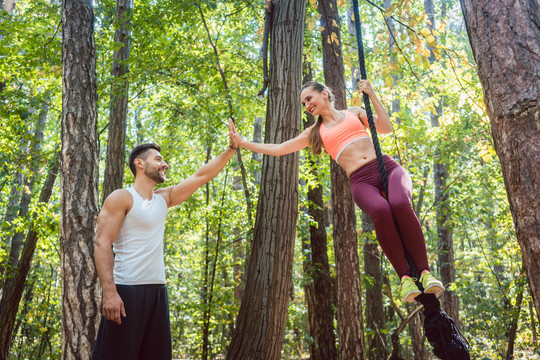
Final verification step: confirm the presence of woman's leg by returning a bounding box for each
[385,163,430,272]
[350,180,410,277]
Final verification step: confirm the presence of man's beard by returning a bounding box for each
[145,167,165,184]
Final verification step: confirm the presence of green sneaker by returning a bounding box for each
[420,270,445,297]
[400,276,421,303]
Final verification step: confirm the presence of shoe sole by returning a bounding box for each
[424,284,445,297]
[403,290,422,303]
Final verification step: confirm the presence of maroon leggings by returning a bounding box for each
[350,155,429,278]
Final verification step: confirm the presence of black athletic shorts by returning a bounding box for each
[92,284,172,360]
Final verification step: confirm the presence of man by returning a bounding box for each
[92,129,238,359]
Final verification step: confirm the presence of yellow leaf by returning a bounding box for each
[332,19,338,28]
[382,68,390,77]
[385,76,394,87]
[422,48,431,57]
[318,26,325,32]
[401,32,407,41]
[337,0,346,6]
[387,61,397,71]
[351,91,363,106]
[438,22,446,33]
[331,32,339,45]
[308,20,316,31]
[426,34,436,46]
[481,152,493,163]
[309,0,317,6]
[384,3,399,17]
[409,18,419,27]
[420,27,431,37]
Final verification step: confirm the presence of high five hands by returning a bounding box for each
[228,119,242,149]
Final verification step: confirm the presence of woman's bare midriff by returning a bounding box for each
[336,138,378,177]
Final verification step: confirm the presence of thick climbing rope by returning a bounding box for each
[350,4,389,198]
[350,1,470,359]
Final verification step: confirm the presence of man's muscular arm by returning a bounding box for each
[94,189,132,324]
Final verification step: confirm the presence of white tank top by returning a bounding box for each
[113,187,168,285]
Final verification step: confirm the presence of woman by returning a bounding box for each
[229,80,444,303]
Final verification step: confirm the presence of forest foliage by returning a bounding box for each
[0,0,538,359]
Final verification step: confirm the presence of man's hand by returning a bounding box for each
[102,290,126,325]
[228,118,242,148]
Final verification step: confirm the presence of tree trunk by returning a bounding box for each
[202,146,212,360]
[506,276,525,360]
[319,0,365,358]
[301,61,337,360]
[101,0,133,202]
[424,0,460,324]
[1,142,30,285]
[362,213,388,360]
[408,305,430,360]
[460,0,540,322]
[2,0,15,13]
[61,0,100,358]
[226,1,306,358]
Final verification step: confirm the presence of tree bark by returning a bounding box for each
[362,213,388,360]
[408,304,430,360]
[101,0,133,202]
[61,0,100,358]
[319,0,365,358]
[301,61,337,360]
[506,276,525,360]
[226,1,306,358]
[2,0,15,13]
[460,0,540,322]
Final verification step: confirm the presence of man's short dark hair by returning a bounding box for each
[128,143,161,177]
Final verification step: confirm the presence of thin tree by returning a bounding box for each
[226,0,307,358]
[319,0,365,358]
[424,0,459,324]
[301,61,337,360]
[460,0,540,322]
[61,0,100,358]
[101,0,133,202]
[361,213,388,359]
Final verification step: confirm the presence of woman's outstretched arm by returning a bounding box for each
[349,80,392,134]
[229,119,311,156]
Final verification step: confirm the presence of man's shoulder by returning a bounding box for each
[101,189,134,214]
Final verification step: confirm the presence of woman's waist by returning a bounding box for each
[341,155,378,177]
[348,154,397,179]
[334,140,376,175]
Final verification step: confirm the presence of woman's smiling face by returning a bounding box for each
[301,87,329,116]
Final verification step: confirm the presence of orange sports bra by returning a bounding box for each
[319,110,370,162]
